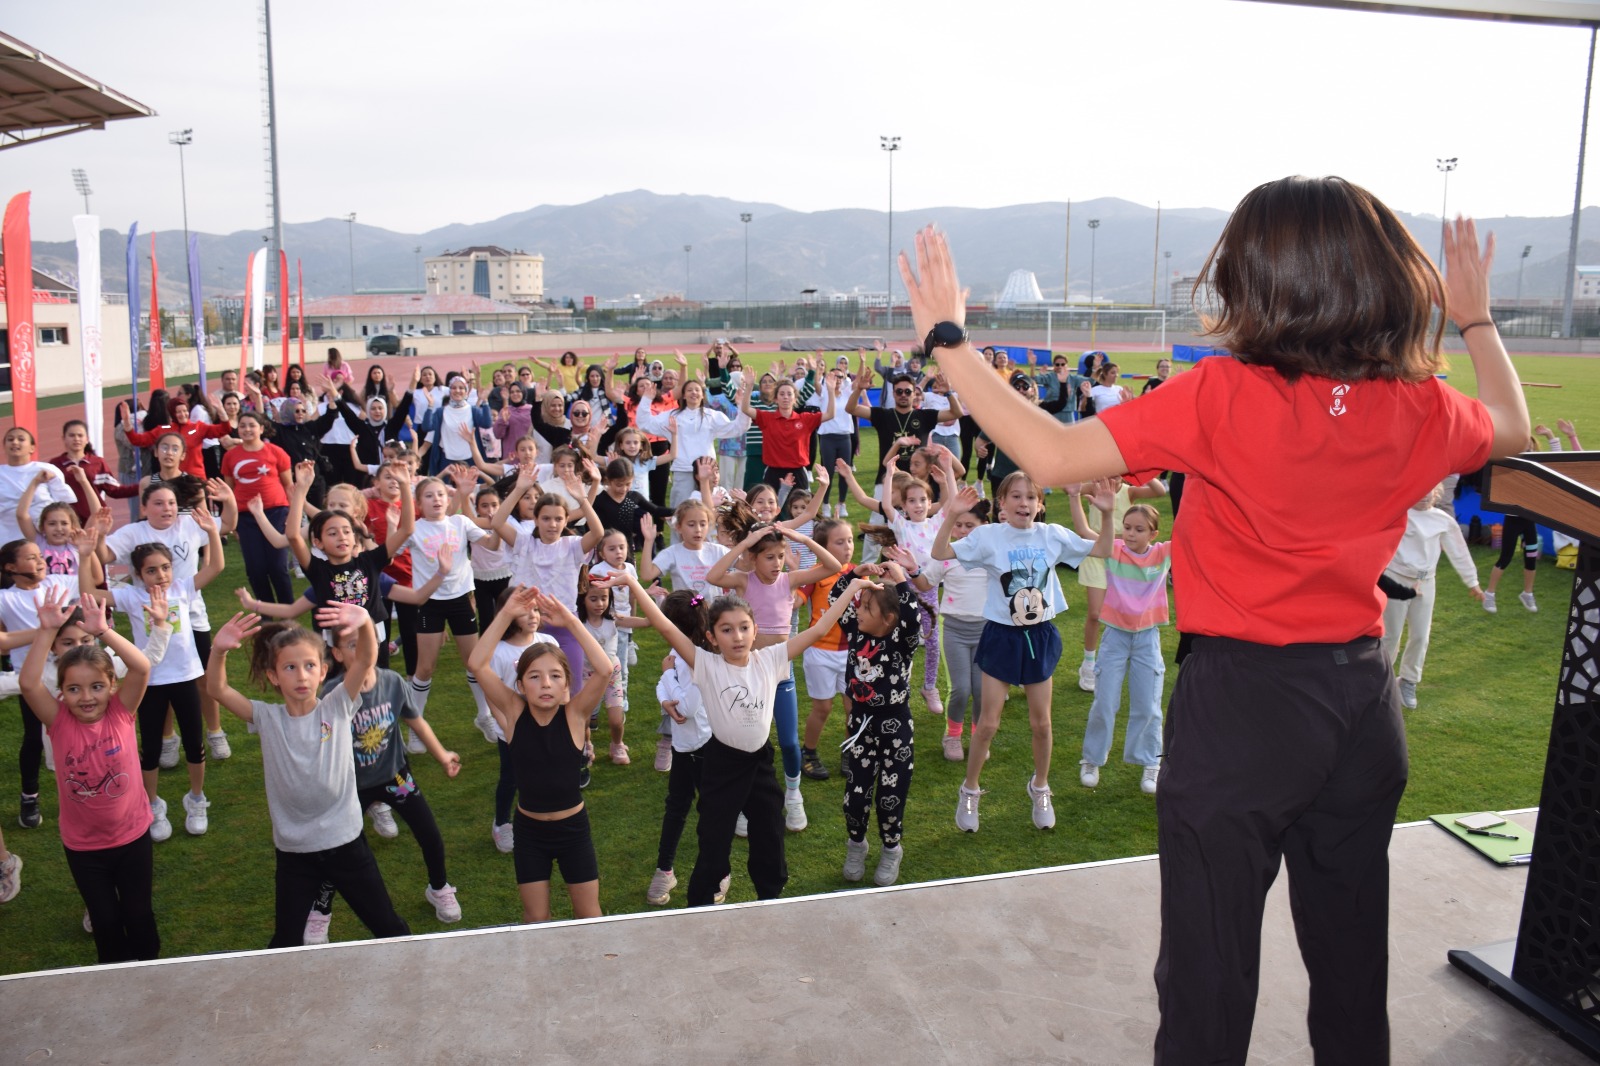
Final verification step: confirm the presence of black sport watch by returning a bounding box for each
[923,321,968,354]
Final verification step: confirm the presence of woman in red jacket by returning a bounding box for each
[51,419,139,524]
[122,396,231,480]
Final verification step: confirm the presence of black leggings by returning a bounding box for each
[270,835,410,948]
[762,465,810,493]
[1495,514,1540,571]
[475,575,511,636]
[495,739,517,826]
[656,746,703,872]
[137,681,205,772]
[390,599,420,678]
[958,414,981,470]
[64,831,160,963]
[313,773,449,917]
[18,694,46,796]
[647,441,671,507]
[239,504,294,604]
[818,435,853,504]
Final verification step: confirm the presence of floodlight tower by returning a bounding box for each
[683,245,692,299]
[170,130,194,343]
[72,168,92,214]
[740,213,753,329]
[1435,156,1458,268]
[1088,219,1101,344]
[1518,244,1533,306]
[881,135,900,330]
[346,213,357,294]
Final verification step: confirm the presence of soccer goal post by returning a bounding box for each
[1045,307,1167,351]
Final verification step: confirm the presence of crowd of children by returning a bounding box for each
[0,316,1552,976]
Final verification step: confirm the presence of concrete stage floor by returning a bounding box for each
[1,811,1586,1065]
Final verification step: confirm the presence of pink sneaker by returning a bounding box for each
[609,742,631,766]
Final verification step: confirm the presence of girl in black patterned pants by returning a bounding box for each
[830,557,923,888]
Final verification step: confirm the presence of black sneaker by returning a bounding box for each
[801,748,830,781]
[578,765,592,790]
[18,795,41,829]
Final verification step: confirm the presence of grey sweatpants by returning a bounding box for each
[941,615,986,726]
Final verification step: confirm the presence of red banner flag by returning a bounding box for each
[296,259,305,369]
[3,193,37,433]
[240,254,252,380]
[149,234,165,391]
[279,250,290,372]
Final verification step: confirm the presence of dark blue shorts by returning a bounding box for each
[976,619,1062,687]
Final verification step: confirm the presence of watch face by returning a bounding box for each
[929,322,966,348]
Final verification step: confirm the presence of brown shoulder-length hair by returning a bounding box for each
[1195,175,1444,383]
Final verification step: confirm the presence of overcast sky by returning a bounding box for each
[8,1,1600,244]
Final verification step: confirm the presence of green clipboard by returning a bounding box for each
[1430,813,1534,866]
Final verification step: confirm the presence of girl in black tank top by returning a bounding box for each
[469,586,614,924]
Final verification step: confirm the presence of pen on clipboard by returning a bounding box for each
[1466,828,1520,840]
[1506,853,1533,866]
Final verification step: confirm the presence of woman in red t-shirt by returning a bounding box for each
[221,411,293,604]
[122,396,232,481]
[902,187,1526,1062]
[741,378,832,491]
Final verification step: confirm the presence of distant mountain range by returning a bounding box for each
[26,189,1599,308]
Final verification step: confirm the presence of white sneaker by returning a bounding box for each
[627,642,638,667]
[149,797,172,842]
[1079,761,1100,788]
[1140,766,1160,795]
[734,813,748,838]
[474,712,498,744]
[1398,679,1418,709]
[492,820,514,854]
[425,882,462,923]
[0,853,21,903]
[206,730,232,760]
[82,909,93,933]
[303,909,331,945]
[368,803,398,839]
[955,785,983,832]
[406,728,427,755]
[1519,591,1538,613]
[0,670,19,698]
[181,792,209,835]
[714,874,731,904]
[784,791,808,832]
[1483,591,1498,614]
[646,868,677,904]
[1078,662,1097,693]
[42,730,53,773]
[1027,777,1056,830]
[158,734,180,770]
[842,839,869,882]
[873,844,904,887]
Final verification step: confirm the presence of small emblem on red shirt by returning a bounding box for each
[1329,384,1350,417]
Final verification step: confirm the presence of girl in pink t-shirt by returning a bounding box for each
[19,586,157,963]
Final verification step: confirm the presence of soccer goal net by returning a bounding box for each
[1044,307,1167,351]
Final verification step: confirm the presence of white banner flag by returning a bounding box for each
[249,249,267,371]
[72,215,104,456]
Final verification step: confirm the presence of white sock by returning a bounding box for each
[465,672,490,718]
[409,676,433,716]
[1082,650,1096,664]
[785,776,801,794]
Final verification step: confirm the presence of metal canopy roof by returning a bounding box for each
[0,31,155,151]
[1239,0,1600,26]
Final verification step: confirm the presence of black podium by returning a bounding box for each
[1450,453,1600,1060]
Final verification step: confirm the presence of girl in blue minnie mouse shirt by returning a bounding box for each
[932,473,1114,834]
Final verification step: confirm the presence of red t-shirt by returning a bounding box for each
[366,497,412,584]
[752,409,824,469]
[221,443,291,510]
[1096,357,1492,645]
[48,696,152,851]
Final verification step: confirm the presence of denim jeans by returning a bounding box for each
[1082,625,1165,768]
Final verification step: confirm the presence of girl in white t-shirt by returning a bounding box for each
[577,581,629,767]
[932,474,1114,834]
[81,506,226,844]
[490,464,605,684]
[402,470,497,731]
[1088,362,1133,414]
[639,500,728,601]
[597,566,868,908]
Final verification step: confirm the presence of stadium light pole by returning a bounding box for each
[414,245,422,293]
[683,244,692,300]
[345,213,357,294]
[741,213,753,329]
[881,135,900,331]
[1088,219,1101,344]
[1517,244,1533,306]
[169,130,194,343]
[1435,157,1458,268]
[1164,250,1172,307]
[72,168,92,215]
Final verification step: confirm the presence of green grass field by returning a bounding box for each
[0,348,1585,975]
